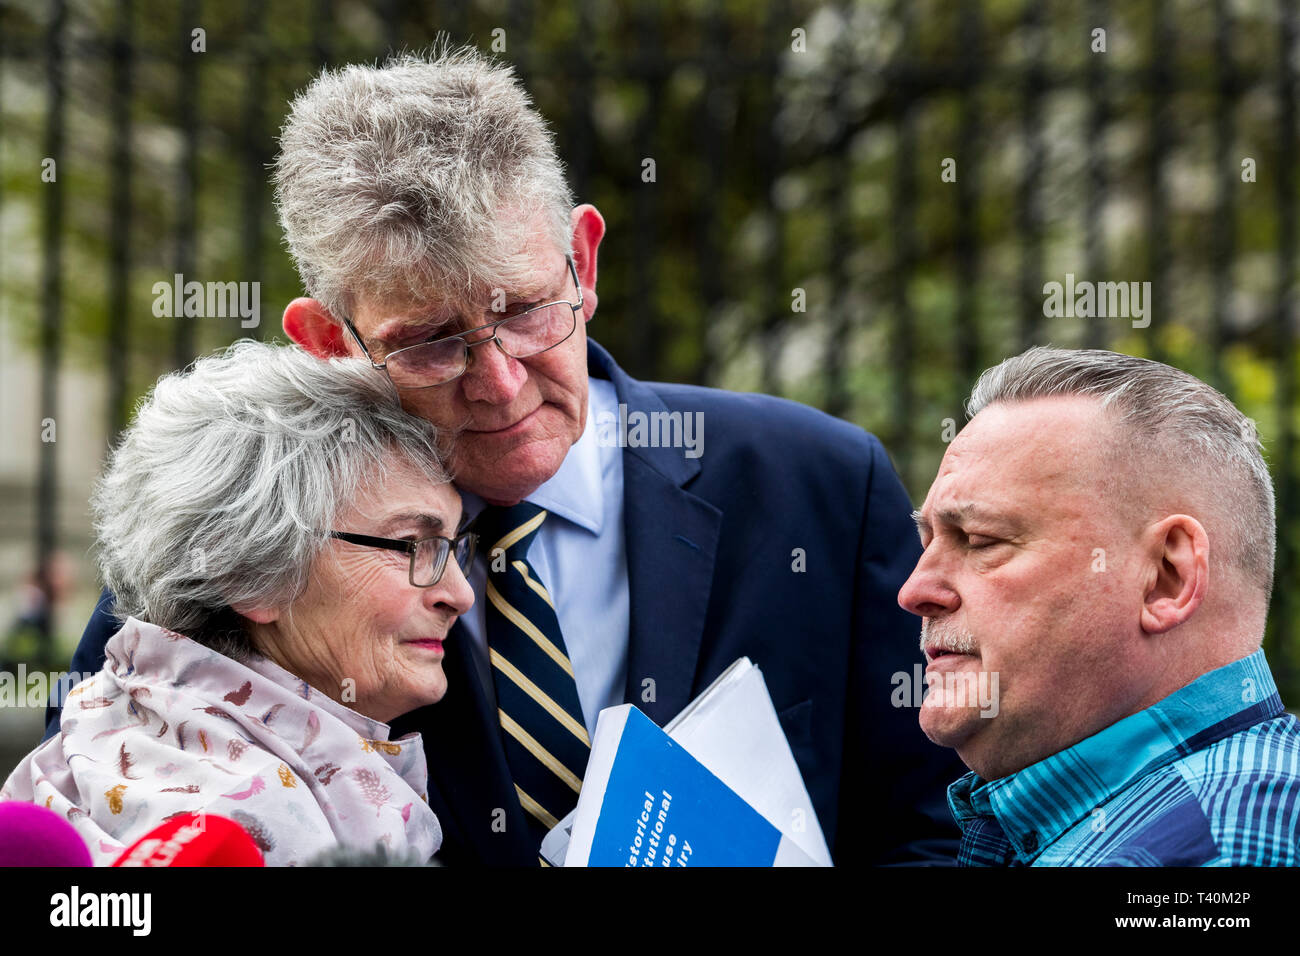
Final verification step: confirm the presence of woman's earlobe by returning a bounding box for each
[234,604,279,625]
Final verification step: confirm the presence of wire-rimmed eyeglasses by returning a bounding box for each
[341,256,583,389]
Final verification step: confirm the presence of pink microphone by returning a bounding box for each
[0,802,93,867]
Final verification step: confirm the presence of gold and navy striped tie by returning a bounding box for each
[476,502,590,860]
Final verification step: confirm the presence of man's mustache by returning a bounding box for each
[919,618,979,657]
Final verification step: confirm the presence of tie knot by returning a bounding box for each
[473,502,548,560]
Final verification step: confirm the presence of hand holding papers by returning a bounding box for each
[544,658,833,867]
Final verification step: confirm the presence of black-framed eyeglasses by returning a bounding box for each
[328,530,478,588]
[341,256,584,390]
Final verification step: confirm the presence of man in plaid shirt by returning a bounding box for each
[900,346,1300,866]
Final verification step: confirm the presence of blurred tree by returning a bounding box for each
[1,0,1297,692]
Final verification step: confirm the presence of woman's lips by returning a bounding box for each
[403,639,445,652]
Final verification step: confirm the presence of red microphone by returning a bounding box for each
[111,813,264,867]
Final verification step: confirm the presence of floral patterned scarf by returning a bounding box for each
[1,617,441,865]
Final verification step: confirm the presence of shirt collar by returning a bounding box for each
[460,380,610,536]
[947,648,1284,863]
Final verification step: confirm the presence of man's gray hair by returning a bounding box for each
[91,340,450,659]
[966,346,1276,596]
[273,44,574,320]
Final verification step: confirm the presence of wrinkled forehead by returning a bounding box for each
[350,246,568,327]
[926,396,1120,513]
[348,203,569,320]
[341,456,462,525]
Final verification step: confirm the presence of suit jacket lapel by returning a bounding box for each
[588,341,723,726]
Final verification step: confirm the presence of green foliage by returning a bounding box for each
[2,0,1298,696]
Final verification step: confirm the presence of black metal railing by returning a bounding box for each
[1,0,1296,695]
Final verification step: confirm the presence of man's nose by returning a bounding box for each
[459,333,527,404]
[897,545,961,618]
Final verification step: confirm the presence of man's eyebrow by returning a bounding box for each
[913,504,1022,532]
[369,276,558,344]
[371,312,457,344]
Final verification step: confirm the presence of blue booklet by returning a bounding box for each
[565,705,814,867]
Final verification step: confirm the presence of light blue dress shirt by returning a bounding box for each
[457,376,630,739]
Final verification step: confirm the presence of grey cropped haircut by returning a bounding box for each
[91,341,450,658]
[273,44,574,320]
[966,346,1276,597]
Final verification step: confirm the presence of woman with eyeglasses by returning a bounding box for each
[1,341,476,865]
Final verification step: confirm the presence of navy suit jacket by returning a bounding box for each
[46,340,964,865]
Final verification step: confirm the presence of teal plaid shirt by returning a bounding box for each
[948,649,1300,866]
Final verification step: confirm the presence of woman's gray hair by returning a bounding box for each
[966,346,1276,597]
[273,43,574,320]
[91,340,450,660]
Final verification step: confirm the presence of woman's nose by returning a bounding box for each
[430,550,476,615]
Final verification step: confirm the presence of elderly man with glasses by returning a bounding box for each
[49,47,962,866]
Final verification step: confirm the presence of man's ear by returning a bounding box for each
[283,297,351,358]
[1140,514,1210,634]
[570,204,605,322]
